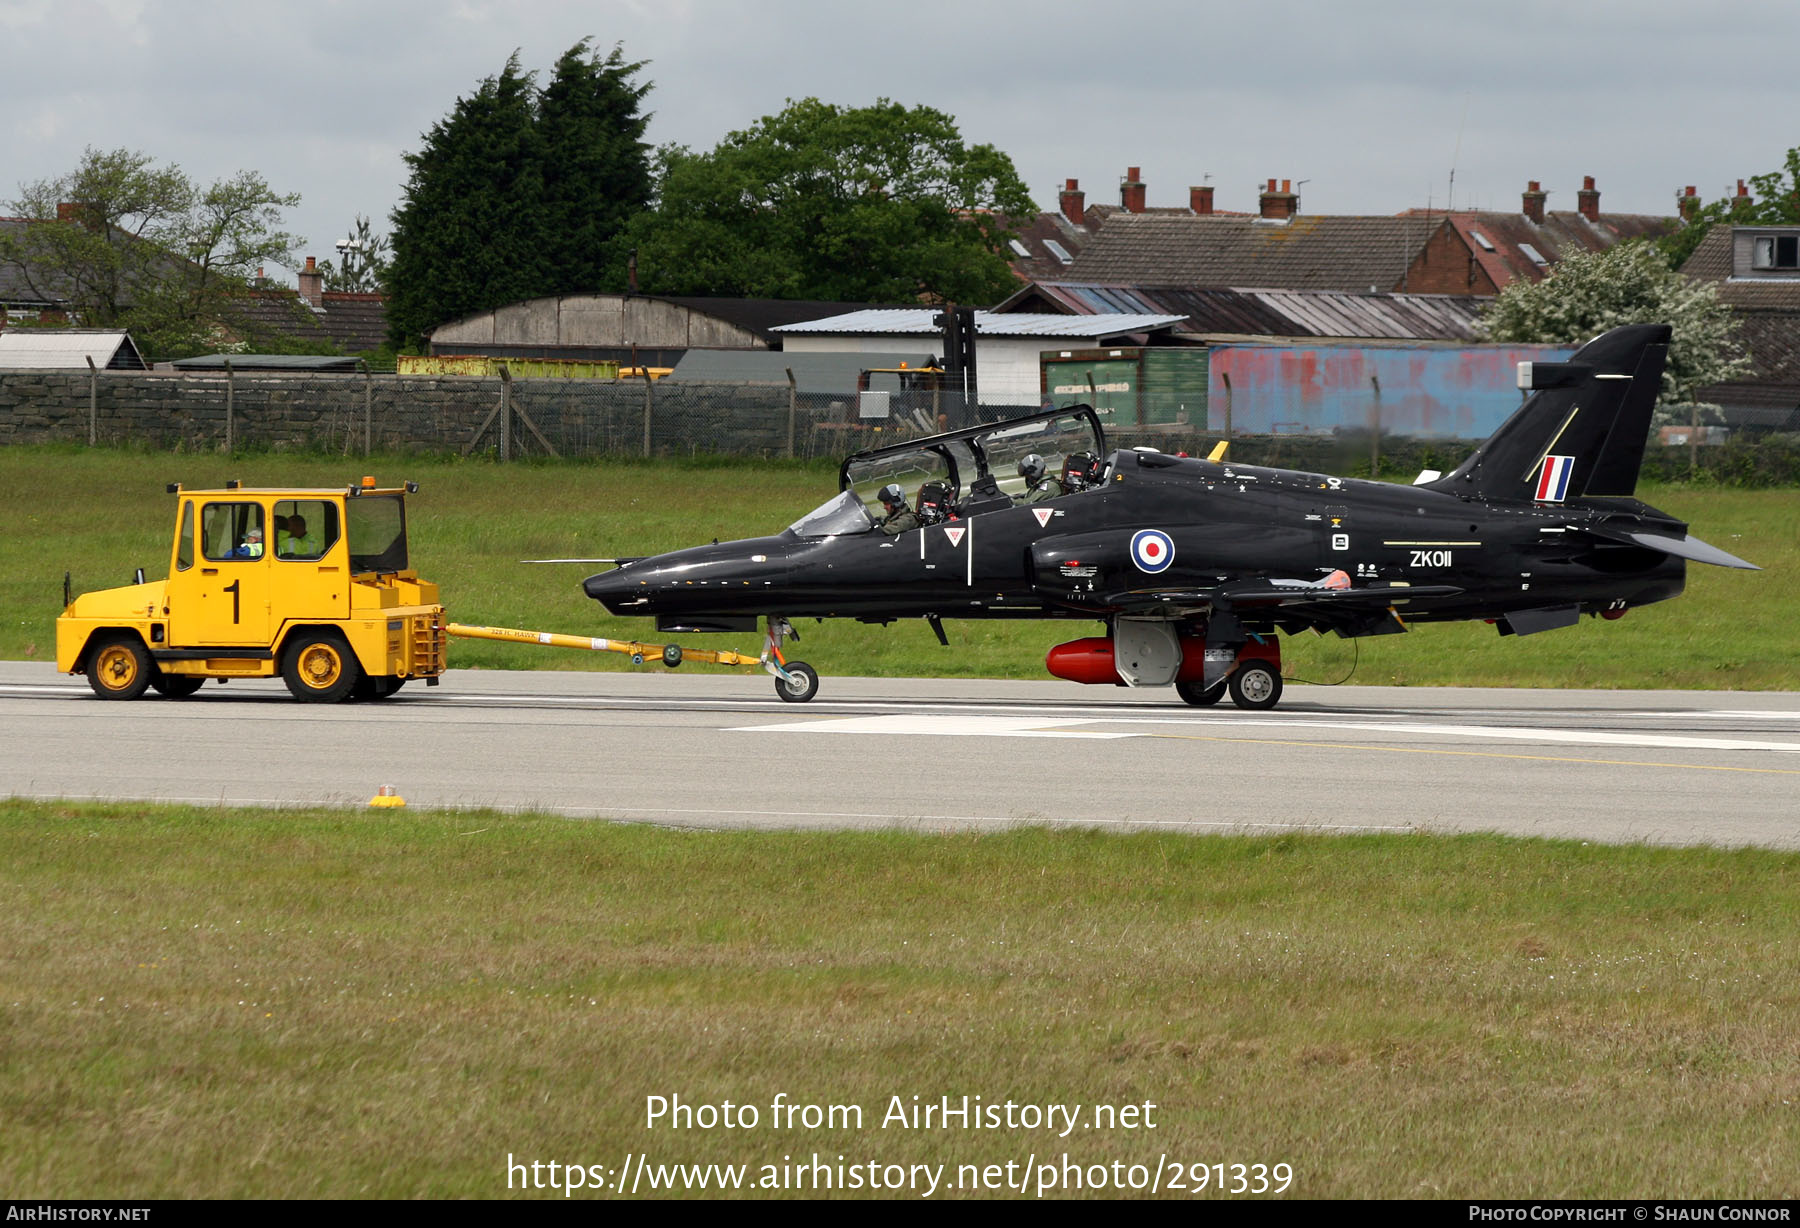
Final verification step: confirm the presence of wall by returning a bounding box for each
[0,370,816,458]
[1204,342,1574,439]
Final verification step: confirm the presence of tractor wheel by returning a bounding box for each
[149,673,205,698]
[1228,661,1283,711]
[86,634,152,701]
[282,633,362,703]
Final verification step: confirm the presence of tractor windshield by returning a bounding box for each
[347,495,408,573]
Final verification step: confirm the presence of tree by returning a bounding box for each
[1659,145,1800,269]
[323,215,392,293]
[1481,241,1751,424]
[537,39,652,295]
[0,147,300,357]
[624,98,1036,304]
[386,54,546,352]
[385,42,652,352]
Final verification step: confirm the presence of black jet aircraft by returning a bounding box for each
[585,323,1755,709]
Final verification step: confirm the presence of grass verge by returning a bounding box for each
[1,445,1793,688]
[2,799,1796,1198]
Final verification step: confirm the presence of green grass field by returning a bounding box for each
[1,799,1796,1199]
[1,444,1793,688]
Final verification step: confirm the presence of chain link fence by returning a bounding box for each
[0,369,1045,460]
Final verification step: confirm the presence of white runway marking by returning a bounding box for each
[733,714,1136,738]
[736,711,1800,754]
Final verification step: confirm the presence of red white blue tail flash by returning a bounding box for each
[1535,455,1574,503]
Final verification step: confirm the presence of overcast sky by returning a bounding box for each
[6,0,1797,286]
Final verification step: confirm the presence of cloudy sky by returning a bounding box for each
[5,0,1797,285]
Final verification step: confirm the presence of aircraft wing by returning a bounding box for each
[1098,581,1463,615]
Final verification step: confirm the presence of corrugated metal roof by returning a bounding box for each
[0,329,146,369]
[773,310,1187,337]
[999,282,1486,341]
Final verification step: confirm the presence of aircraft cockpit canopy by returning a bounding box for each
[837,407,1106,519]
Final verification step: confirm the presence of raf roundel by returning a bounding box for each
[1130,529,1175,574]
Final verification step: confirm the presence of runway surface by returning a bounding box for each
[2,661,1797,848]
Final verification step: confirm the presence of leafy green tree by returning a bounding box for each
[537,39,652,295]
[1481,241,1751,423]
[323,214,392,293]
[625,97,1036,303]
[1659,145,1800,269]
[0,147,300,357]
[385,42,652,352]
[387,54,547,352]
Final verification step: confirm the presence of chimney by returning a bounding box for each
[1120,166,1146,214]
[1522,180,1547,225]
[1731,178,1753,216]
[1259,177,1299,220]
[1190,185,1215,215]
[1679,185,1700,222]
[1577,175,1600,222]
[298,255,323,307]
[1059,178,1086,224]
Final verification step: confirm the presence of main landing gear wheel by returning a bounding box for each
[1174,680,1225,707]
[86,634,152,700]
[1228,661,1283,711]
[282,632,362,703]
[774,660,819,703]
[149,673,205,698]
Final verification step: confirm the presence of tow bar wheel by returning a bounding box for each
[283,632,362,703]
[86,634,152,700]
[775,660,819,703]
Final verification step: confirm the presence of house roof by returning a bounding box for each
[1061,212,1446,292]
[231,290,389,355]
[997,282,1487,341]
[1436,209,1674,289]
[773,309,1189,338]
[0,328,146,369]
[1679,226,1800,390]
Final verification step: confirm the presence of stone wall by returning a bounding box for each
[0,370,816,458]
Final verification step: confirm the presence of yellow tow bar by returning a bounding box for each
[444,622,762,669]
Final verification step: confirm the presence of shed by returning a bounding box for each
[0,329,147,370]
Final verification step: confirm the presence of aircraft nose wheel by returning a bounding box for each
[774,660,819,703]
[1228,661,1282,710]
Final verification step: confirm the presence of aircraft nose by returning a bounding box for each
[583,538,789,615]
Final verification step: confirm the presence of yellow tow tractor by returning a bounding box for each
[57,477,447,702]
[57,476,775,702]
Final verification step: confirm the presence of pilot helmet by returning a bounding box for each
[877,483,907,509]
[1018,453,1045,483]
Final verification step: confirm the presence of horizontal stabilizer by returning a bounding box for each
[1580,528,1759,571]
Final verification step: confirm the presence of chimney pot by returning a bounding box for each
[1576,175,1601,222]
[1522,180,1548,224]
[297,256,324,307]
[1059,178,1086,224]
[1120,167,1146,214]
[1259,177,1298,220]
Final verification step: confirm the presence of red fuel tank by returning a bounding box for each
[1046,635,1281,685]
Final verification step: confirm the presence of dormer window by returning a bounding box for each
[1752,234,1799,270]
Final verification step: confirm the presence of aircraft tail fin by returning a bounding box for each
[1424,323,1670,503]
